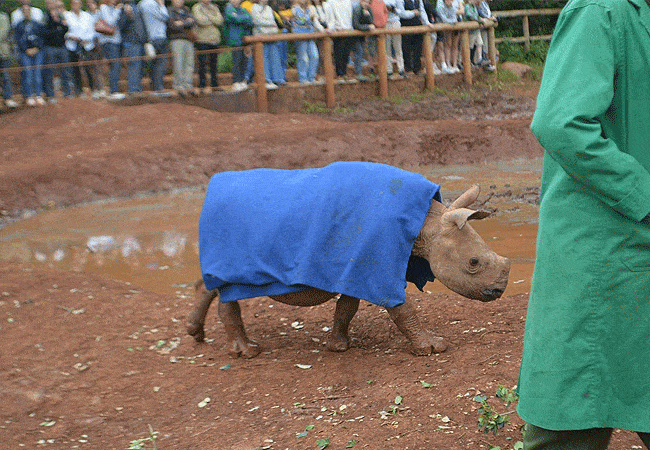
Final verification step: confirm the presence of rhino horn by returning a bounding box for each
[449,185,481,210]
[442,208,491,230]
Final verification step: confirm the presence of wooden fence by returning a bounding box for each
[493,8,562,50]
[245,20,497,113]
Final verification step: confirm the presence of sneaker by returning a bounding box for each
[108,92,126,100]
[35,96,46,105]
[26,97,36,106]
[312,78,325,85]
[93,89,107,99]
[265,82,278,90]
[433,65,442,75]
[5,99,18,108]
[346,77,359,84]
[48,98,57,105]
[442,66,455,75]
[485,64,496,72]
[398,71,406,78]
[355,74,370,82]
[232,82,247,92]
[451,66,461,73]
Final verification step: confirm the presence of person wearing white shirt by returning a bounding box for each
[97,0,124,99]
[65,0,99,97]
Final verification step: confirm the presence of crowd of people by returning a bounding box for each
[0,0,497,107]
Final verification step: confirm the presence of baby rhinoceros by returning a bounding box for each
[187,162,510,358]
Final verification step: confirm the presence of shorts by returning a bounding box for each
[468,30,483,48]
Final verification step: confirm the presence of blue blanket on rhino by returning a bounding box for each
[199,162,442,308]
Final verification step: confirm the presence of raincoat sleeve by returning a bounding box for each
[530,3,650,222]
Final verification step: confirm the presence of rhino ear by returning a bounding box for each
[442,208,491,230]
[449,185,481,210]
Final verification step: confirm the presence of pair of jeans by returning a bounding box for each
[20,51,43,98]
[122,42,143,92]
[385,21,404,74]
[0,58,13,100]
[333,36,354,77]
[170,39,195,90]
[352,38,364,76]
[231,48,246,84]
[102,42,122,93]
[402,31,423,74]
[195,42,219,88]
[69,48,95,94]
[43,46,72,98]
[295,39,318,82]
[149,38,168,91]
[263,42,285,84]
[278,28,288,73]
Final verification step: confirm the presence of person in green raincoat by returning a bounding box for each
[517,0,650,448]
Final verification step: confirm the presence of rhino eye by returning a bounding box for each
[469,257,480,267]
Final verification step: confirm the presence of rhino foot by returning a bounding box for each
[227,337,261,359]
[187,310,206,342]
[327,334,359,352]
[411,332,448,356]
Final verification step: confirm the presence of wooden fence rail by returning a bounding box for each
[493,8,562,50]
[244,20,497,113]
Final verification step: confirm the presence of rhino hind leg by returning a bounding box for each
[387,300,448,356]
[218,300,261,359]
[187,279,218,342]
[327,295,360,352]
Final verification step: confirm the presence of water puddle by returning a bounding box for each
[0,161,541,298]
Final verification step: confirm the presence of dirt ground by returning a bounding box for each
[0,81,646,450]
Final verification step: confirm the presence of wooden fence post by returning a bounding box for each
[253,42,267,113]
[523,14,530,50]
[422,30,435,90]
[461,29,472,85]
[322,36,336,108]
[377,33,388,98]
[488,26,497,67]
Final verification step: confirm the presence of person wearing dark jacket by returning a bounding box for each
[352,0,374,81]
[399,0,429,75]
[14,3,44,105]
[118,0,148,94]
[42,0,71,102]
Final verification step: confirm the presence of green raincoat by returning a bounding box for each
[517,0,650,432]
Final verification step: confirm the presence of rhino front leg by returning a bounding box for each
[387,299,448,356]
[187,280,218,342]
[218,301,261,359]
[327,295,360,352]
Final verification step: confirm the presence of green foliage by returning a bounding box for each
[497,32,550,65]
[316,436,330,449]
[476,399,510,436]
[474,386,519,436]
[492,0,565,40]
[303,101,356,115]
[496,384,519,407]
[492,0,567,11]
[128,426,159,450]
[218,50,233,74]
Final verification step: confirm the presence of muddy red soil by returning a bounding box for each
[1,81,645,450]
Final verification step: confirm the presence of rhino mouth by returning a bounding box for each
[478,287,505,302]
